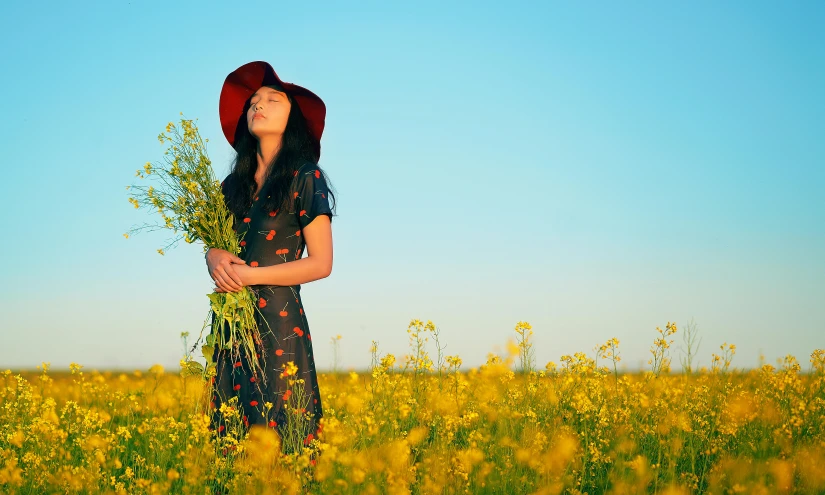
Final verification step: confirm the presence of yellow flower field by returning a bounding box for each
[1,320,824,494]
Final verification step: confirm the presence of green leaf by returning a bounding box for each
[180,360,204,377]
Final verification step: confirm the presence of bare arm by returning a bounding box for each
[216,214,333,291]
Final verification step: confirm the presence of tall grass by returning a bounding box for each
[1,320,824,494]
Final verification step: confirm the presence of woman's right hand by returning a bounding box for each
[206,248,247,292]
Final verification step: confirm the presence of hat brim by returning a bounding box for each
[219,61,326,158]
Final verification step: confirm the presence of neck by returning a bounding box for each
[255,136,283,180]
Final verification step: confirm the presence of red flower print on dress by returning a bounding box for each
[304,432,314,445]
[233,361,242,368]
[214,168,328,442]
[218,425,225,432]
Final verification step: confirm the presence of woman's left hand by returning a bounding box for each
[213,263,256,292]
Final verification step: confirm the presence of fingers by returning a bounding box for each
[207,251,247,293]
[212,272,228,291]
[223,263,245,287]
[222,264,245,291]
[214,270,242,292]
[214,285,243,293]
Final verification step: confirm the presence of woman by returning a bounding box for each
[204,61,336,456]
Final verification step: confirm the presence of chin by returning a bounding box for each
[250,121,273,132]
[248,123,267,137]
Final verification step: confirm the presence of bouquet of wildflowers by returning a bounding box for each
[124,114,270,385]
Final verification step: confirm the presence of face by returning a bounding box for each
[246,85,292,141]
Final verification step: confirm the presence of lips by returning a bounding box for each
[253,113,265,120]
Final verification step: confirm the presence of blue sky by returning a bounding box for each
[1,1,823,373]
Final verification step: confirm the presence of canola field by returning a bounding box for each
[1,319,824,494]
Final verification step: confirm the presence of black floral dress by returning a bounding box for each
[207,161,332,452]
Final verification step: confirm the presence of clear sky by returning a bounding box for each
[1,1,823,373]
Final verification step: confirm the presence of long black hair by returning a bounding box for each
[223,88,336,221]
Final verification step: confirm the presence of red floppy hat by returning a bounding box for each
[219,61,326,158]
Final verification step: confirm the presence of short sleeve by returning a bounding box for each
[293,164,333,229]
